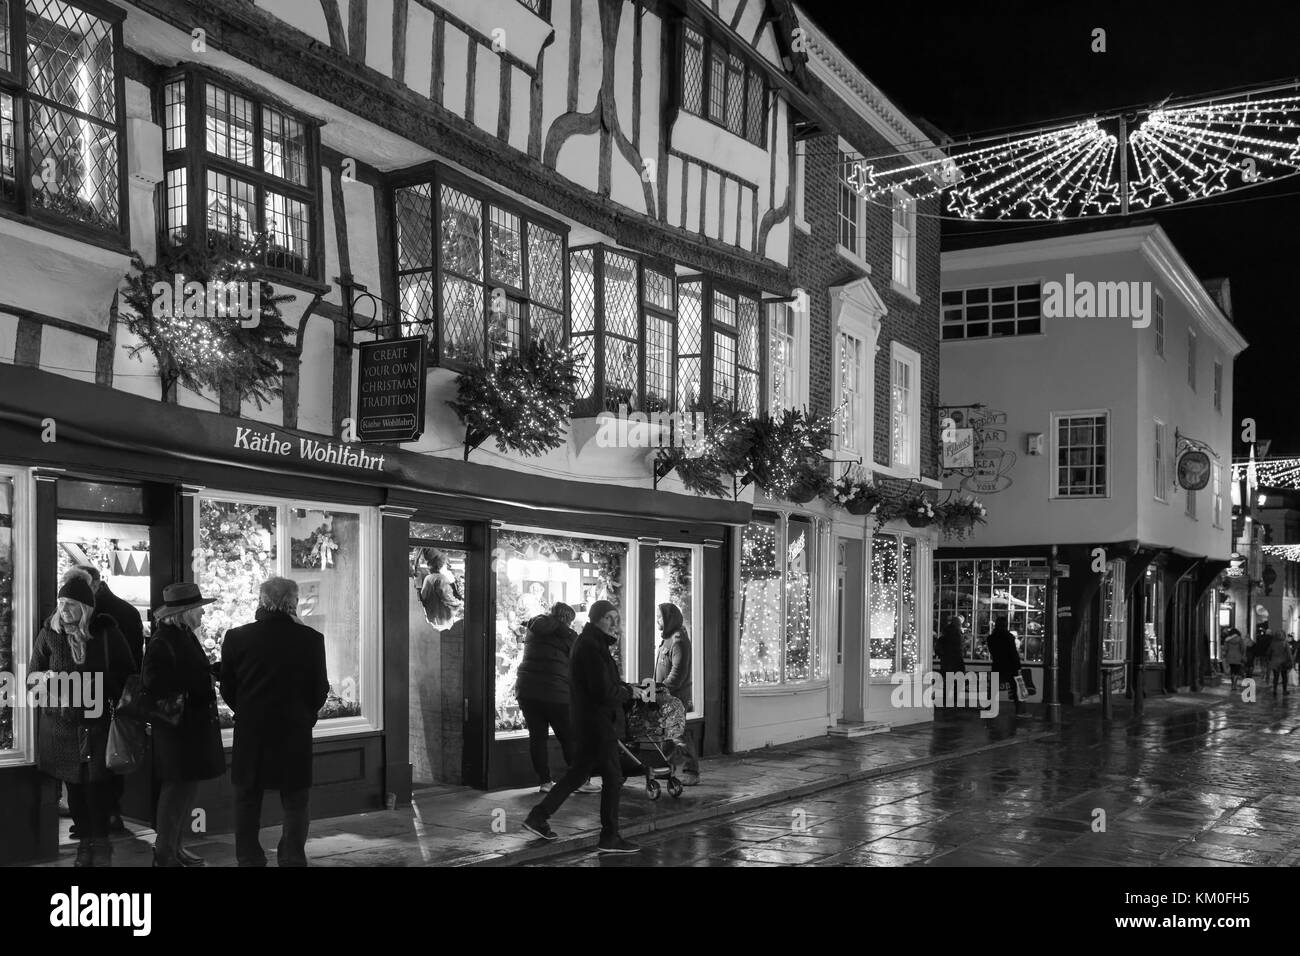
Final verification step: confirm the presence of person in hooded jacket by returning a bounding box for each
[28,576,133,867]
[987,616,1028,717]
[654,602,699,784]
[515,602,583,793]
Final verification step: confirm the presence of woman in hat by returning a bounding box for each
[143,582,226,867]
[27,576,133,867]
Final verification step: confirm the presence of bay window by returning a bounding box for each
[159,67,321,278]
[739,512,821,687]
[0,0,125,238]
[870,533,919,679]
[569,244,676,414]
[677,276,761,414]
[395,166,567,367]
[194,492,379,736]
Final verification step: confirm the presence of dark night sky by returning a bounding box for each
[798,0,1300,456]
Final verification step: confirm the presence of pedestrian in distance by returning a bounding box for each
[936,613,967,709]
[1269,629,1294,697]
[417,550,463,628]
[516,602,598,794]
[143,582,226,867]
[523,600,648,854]
[655,602,698,785]
[28,576,134,867]
[220,576,330,866]
[1221,627,1245,691]
[987,615,1028,718]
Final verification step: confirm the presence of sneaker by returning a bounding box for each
[522,815,557,841]
[577,779,602,794]
[538,781,554,794]
[596,836,641,854]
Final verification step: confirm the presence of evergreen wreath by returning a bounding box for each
[655,401,754,498]
[447,339,580,459]
[745,408,835,501]
[120,232,297,409]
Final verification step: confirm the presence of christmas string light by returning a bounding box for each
[844,84,1300,221]
[1262,545,1300,562]
[1231,457,1300,489]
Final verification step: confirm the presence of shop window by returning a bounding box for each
[159,69,320,278]
[0,474,15,754]
[934,558,1047,665]
[569,245,678,415]
[1101,558,1127,665]
[869,533,919,679]
[195,495,376,734]
[677,277,761,414]
[1144,567,1163,664]
[739,512,822,687]
[56,517,148,623]
[494,530,628,736]
[653,544,702,717]
[395,168,566,368]
[678,23,766,146]
[0,0,126,237]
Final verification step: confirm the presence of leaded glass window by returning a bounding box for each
[678,22,767,147]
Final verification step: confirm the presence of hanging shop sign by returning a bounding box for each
[941,428,975,469]
[1177,450,1211,491]
[357,337,426,442]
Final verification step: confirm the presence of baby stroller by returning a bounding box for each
[619,684,688,800]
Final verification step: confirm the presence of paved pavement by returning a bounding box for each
[28,680,1297,868]
[537,682,1300,867]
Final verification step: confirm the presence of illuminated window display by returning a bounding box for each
[1143,566,1164,663]
[195,494,374,730]
[494,530,628,736]
[934,558,1047,663]
[870,533,919,679]
[56,519,150,628]
[0,476,13,752]
[739,513,821,686]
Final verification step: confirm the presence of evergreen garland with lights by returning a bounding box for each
[745,408,835,501]
[120,232,297,408]
[656,401,754,497]
[448,340,580,458]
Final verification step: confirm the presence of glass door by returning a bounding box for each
[409,522,470,789]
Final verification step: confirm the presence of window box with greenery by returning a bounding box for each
[569,244,677,416]
[393,164,567,368]
[0,0,127,242]
[157,66,322,283]
[678,21,767,146]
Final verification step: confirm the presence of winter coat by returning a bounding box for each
[29,615,134,784]
[1222,633,1245,665]
[987,625,1022,685]
[936,621,966,672]
[143,620,226,782]
[515,614,577,705]
[1268,635,1294,670]
[419,570,463,627]
[569,621,633,748]
[654,629,693,712]
[219,608,329,791]
[95,583,145,671]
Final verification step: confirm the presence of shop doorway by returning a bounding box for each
[408,522,471,790]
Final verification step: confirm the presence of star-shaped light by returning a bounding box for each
[1082,185,1120,216]
[847,162,877,197]
[1128,177,1167,209]
[946,187,981,219]
[1193,164,1230,196]
[1025,190,1060,220]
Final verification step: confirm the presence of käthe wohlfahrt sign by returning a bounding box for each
[357,337,426,442]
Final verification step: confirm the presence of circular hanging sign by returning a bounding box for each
[1177,450,1211,490]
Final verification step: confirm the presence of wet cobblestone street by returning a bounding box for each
[535,687,1300,867]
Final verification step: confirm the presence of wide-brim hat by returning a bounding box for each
[154,581,217,619]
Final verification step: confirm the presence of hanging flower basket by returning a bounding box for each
[846,493,881,516]
[906,512,933,528]
[787,481,820,504]
[827,468,879,515]
[937,496,989,540]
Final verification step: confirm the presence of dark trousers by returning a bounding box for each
[154,779,199,862]
[530,737,625,839]
[1272,667,1290,693]
[66,771,113,840]
[518,697,574,785]
[234,785,311,866]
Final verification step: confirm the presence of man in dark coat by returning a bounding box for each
[987,615,1027,717]
[515,602,582,791]
[936,614,967,709]
[220,576,329,867]
[523,600,644,853]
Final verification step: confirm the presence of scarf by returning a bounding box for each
[66,620,93,667]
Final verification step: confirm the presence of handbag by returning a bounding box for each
[106,702,147,774]
[1014,675,1030,699]
[1020,667,1037,696]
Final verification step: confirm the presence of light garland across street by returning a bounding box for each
[844,85,1300,221]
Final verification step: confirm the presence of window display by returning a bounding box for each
[0,476,13,752]
[55,519,150,628]
[195,495,372,729]
[1144,567,1164,663]
[654,545,700,715]
[934,558,1047,663]
[1102,559,1127,663]
[494,530,627,736]
[870,533,920,678]
[739,513,822,686]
